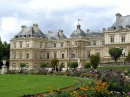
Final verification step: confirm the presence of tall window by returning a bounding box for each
[14,43,16,48]
[40,54,42,59]
[71,52,75,58]
[121,36,125,42]
[62,53,64,59]
[110,36,114,43]
[26,63,29,68]
[97,51,100,56]
[54,44,56,47]
[87,51,90,58]
[40,42,42,48]
[93,41,96,45]
[47,53,49,59]
[26,52,29,59]
[13,63,16,70]
[35,42,37,47]
[13,53,16,59]
[102,41,105,45]
[45,43,47,48]
[61,43,63,47]
[34,63,37,69]
[26,42,29,47]
[20,53,22,59]
[35,53,37,59]
[20,42,22,48]
[54,52,57,58]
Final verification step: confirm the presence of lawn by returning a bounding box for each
[97,65,130,72]
[0,74,80,97]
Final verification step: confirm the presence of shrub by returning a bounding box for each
[84,62,90,69]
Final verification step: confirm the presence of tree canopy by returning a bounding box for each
[0,39,10,61]
[109,48,122,62]
[90,54,100,69]
[68,62,78,69]
[50,58,59,68]
[40,62,47,70]
[20,63,26,68]
[84,62,90,69]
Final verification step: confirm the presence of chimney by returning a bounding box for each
[33,24,38,32]
[102,28,106,32]
[59,30,63,33]
[87,29,90,32]
[21,25,26,30]
[116,13,122,22]
[58,30,63,37]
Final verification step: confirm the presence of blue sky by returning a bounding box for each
[0,0,130,43]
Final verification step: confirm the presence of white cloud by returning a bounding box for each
[1,0,130,42]
[0,16,31,43]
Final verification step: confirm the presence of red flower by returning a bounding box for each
[39,93,44,97]
[84,94,87,97]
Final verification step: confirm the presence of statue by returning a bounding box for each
[77,58,81,68]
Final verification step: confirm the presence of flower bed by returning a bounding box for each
[13,69,130,97]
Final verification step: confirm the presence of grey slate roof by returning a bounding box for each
[15,24,47,39]
[86,30,104,37]
[70,23,86,37]
[45,30,67,40]
[108,14,130,30]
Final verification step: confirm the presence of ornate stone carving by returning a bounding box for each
[116,28,129,32]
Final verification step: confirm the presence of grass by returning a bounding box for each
[0,74,80,97]
[97,65,130,72]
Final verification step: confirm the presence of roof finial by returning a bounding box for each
[78,19,81,23]
[77,23,81,29]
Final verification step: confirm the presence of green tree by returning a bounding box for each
[50,58,59,69]
[2,41,10,60]
[40,62,47,70]
[20,63,26,69]
[84,62,90,69]
[0,39,3,61]
[68,62,78,69]
[59,63,64,68]
[0,39,10,61]
[109,48,122,62]
[90,54,100,69]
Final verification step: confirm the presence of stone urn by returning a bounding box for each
[1,60,8,74]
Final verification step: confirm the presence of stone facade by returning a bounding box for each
[9,13,129,70]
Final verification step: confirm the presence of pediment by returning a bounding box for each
[116,28,129,32]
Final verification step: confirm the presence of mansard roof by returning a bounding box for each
[70,23,86,37]
[15,24,47,39]
[45,30,67,40]
[108,13,130,30]
[86,30,104,37]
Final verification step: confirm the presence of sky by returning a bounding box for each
[0,0,130,43]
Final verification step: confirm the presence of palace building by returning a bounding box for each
[9,13,130,70]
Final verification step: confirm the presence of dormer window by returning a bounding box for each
[112,27,116,30]
[118,26,123,29]
[126,25,130,28]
